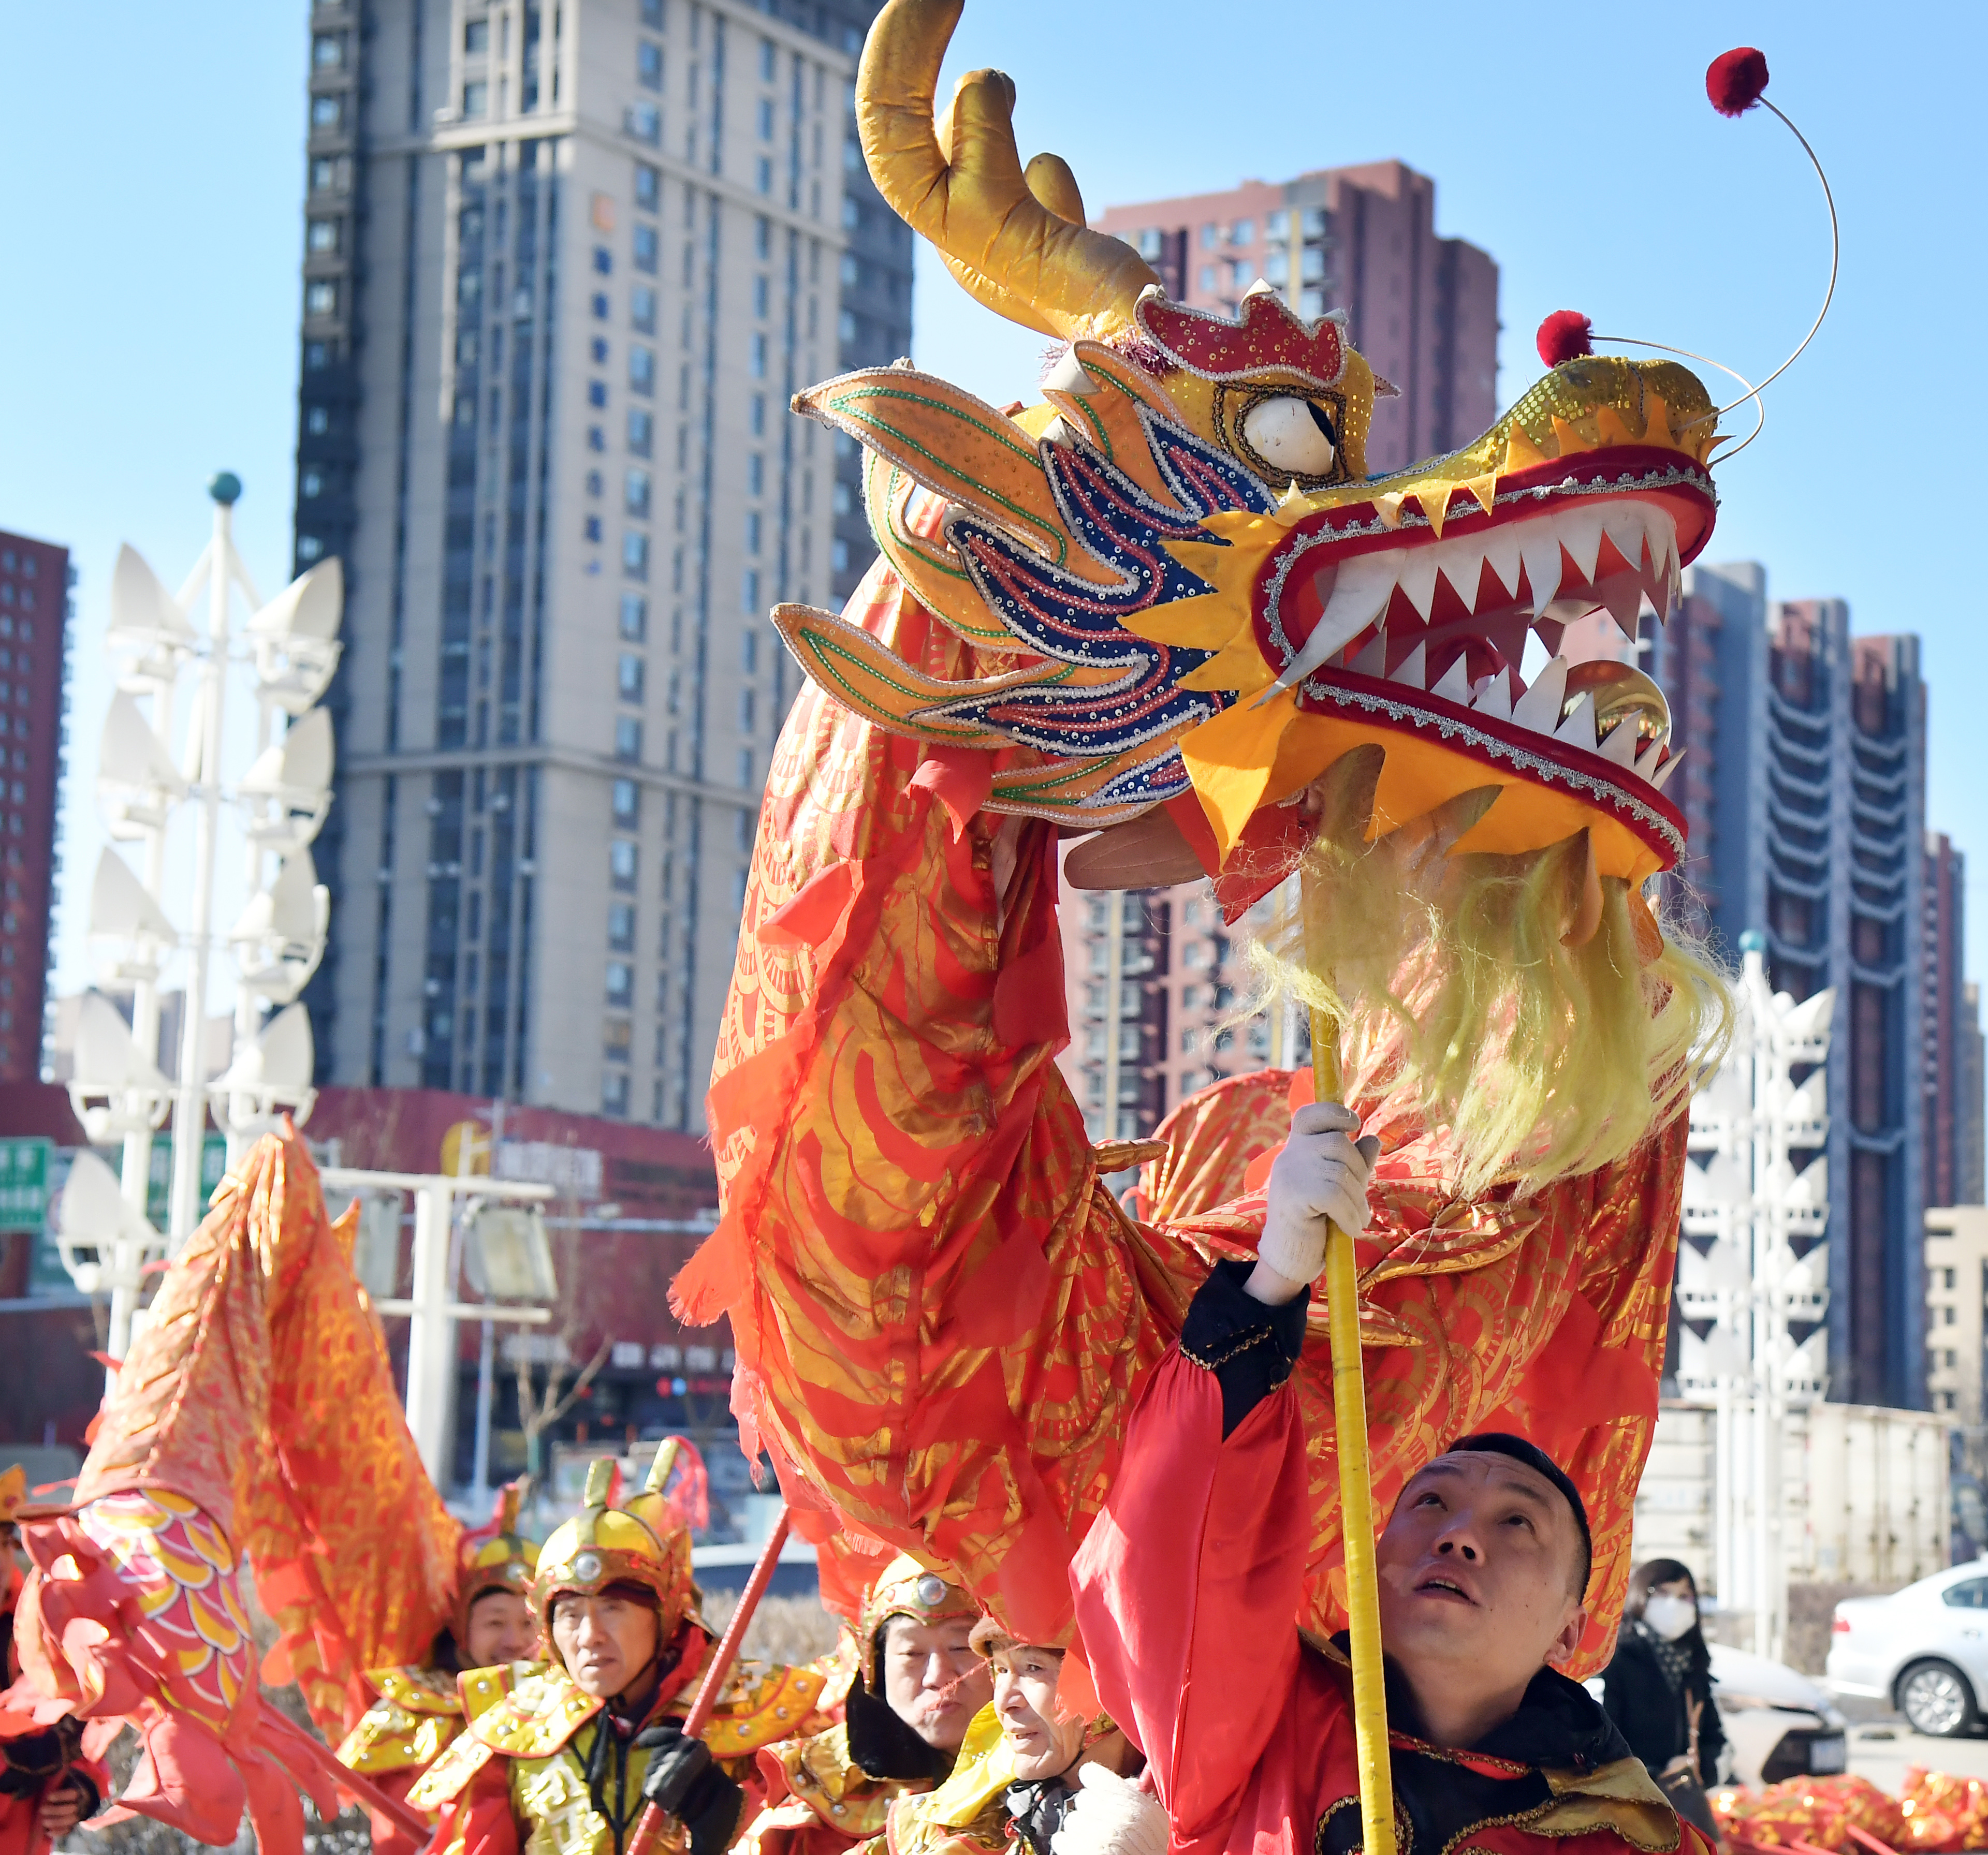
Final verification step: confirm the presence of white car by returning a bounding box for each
[1828,1559,1988,1735]
[1708,1644,1849,1784]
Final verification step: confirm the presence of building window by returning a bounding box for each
[584,515,603,543]
[1232,219,1254,244]
[308,219,340,253]
[1299,287,1326,319]
[298,536,325,563]
[631,285,657,333]
[464,19,489,52]
[610,840,638,890]
[619,593,648,641]
[737,748,754,790]
[305,281,338,317]
[641,0,663,23]
[749,395,765,436]
[633,225,659,273]
[313,33,344,66]
[592,291,610,320]
[593,246,613,275]
[618,654,645,703]
[591,336,610,364]
[635,162,660,212]
[310,156,339,192]
[1200,223,1218,248]
[300,469,324,498]
[609,902,637,951]
[756,96,775,141]
[638,41,664,91]
[626,468,652,517]
[831,538,850,574]
[603,1069,631,1116]
[744,510,761,555]
[589,380,608,408]
[742,568,759,612]
[1197,264,1216,293]
[628,408,653,456]
[305,405,330,434]
[747,452,764,495]
[615,716,642,760]
[751,333,768,378]
[588,424,606,451]
[630,345,655,394]
[626,102,661,144]
[462,81,489,118]
[758,37,775,80]
[311,94,343,129]
[753,274,769,318]
[837,310,856,344]
[607,961,634,1007]
[755,156,772,195]
[623,532,650,579]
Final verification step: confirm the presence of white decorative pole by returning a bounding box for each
[1675,928,1833,1658]
[68,476,342,1346]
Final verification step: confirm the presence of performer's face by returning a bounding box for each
[881,1616,992,1752]
[466,1591,539,1667]
[552,1590,662,1701]
[991,1645,1084,1782]
[1375,1454,1587,1704]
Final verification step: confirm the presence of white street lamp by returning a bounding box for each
[62,475,343,1368]
[1674,928,1835,1660]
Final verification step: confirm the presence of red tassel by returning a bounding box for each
[1706,47,1770,117]
[1535,311,1594,368]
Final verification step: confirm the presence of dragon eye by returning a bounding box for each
[1239,395,1338,477]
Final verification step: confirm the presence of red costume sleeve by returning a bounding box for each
[1071,1346,1312,1845]
[435,1756,519,1855]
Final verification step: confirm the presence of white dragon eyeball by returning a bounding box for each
[1238,395,1337,477]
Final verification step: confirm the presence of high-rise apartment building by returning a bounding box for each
[1091,161,1499,476]
[0,532,71,1084]
[1061,163,1495,1135]
[1645,564,1934,1408]
[295,0,902,1130]
[1926,834,1985,1206]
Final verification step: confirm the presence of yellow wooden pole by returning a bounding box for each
[1309,979,1396,1855]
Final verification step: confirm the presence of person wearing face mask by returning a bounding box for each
[1599,1561,1724,1843]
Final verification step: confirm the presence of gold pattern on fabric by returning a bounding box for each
[683,542,1686,1672]
[336,1663,467,1774]
[515,1748,613,1855]
[66,1126,461,1732]
[881,1706,1013,1855]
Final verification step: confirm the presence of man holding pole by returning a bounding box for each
[415,1460,828,1855]
[1071,1107,1712,1855]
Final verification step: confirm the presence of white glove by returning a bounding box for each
[1049,1767,1170,1855]
[1256,1101,1381,1285]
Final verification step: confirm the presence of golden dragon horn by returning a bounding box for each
[857,0,1159,340]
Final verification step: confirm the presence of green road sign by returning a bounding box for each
[0,1137,50,1232]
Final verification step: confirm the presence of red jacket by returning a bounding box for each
[1071,1267,1705,1855]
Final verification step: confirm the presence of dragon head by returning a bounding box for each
[784,0,1721,934]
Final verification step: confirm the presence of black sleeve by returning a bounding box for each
[1178,1259,1311,1438]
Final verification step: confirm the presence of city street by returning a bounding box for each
[1850,1718,1988,1788]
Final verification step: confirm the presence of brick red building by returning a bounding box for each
[0,529,68,1083]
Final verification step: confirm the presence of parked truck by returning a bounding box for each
[1633,1398,1950,1591]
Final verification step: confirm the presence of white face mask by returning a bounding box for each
[1642,1594,1698,1641]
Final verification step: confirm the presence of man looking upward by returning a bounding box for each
[1072,1102,1708,1855]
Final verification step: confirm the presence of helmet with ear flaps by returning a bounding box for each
[529,1456,697,1639]
[452,1475,542,1644]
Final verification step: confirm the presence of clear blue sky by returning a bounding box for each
[5,2,1983,1006]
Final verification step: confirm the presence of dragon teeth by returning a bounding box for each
[1649,745,1687,792]
[1511,656,1570,731]
[1470,673,1514,722]
[1429,655,1473,704]
[1554,691,1600,748]
[1600,718,1643,768]
[1389,641,1427,688]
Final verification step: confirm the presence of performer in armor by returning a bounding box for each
[1,1466,104,1855]
[416,1459,828,1855]
[1072,1204,1714,1855]
[741,1557,987,1855]
[337,1480,542,1855]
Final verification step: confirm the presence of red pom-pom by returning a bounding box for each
[1536,311,1594,369]
[1706,47,1769,117]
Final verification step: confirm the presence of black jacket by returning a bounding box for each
[1599,1622,1724,1784]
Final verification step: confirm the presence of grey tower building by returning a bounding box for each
[294,0,902,1129]
[1649,564,1931,1408]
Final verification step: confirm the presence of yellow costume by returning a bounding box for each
[414,1460,828,1855]
[337,1481,541,1855]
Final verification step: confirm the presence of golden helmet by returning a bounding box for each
[452,1477,541,1644]
[856,1552,979,1687]
[530,1457,697,1638]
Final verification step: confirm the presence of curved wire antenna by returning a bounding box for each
[1591,91,1836,466]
